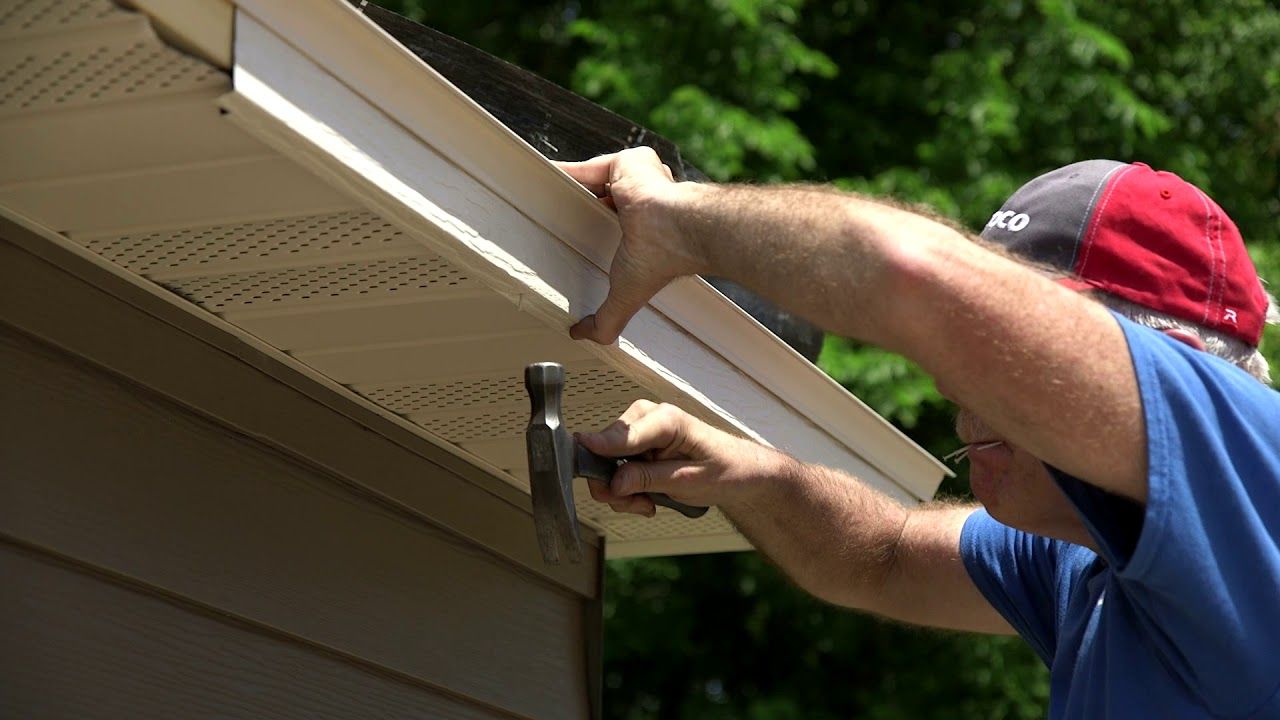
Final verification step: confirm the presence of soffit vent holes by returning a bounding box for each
[419,400,642,444]
[0,38,224,115]
[165,256,473,312]
[0,0,119,34]
[81,212,417,276]
[363,367,643,415]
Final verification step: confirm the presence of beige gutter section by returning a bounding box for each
[223,0,951,499]
[218,15,892,559]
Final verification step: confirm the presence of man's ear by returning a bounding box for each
[1161,328,1206,351]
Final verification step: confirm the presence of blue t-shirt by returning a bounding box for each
[961,313,1280,718]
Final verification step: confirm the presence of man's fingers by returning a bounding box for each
[585,287,647,344]
[611,460,710,501]
[568,314,603,342]
[570,291,648,344]
[586,477,621,503]
[600,398,660,435]
[579,404,721,515]
[616,398,660,424]
[586,463,699,518]
[575,399,660,460]
[609,495,656,517]
[561,148,684,345]
[571,243,670,344]
[611,146,673,186]
[556,148,670,196]
[577,402,688,458]
[587,477,656,517]
[554,154,617,189]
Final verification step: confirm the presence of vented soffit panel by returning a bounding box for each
[0,0,949,559]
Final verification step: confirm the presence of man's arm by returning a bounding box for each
[562,149,1147,503]
[579,400,1014,634]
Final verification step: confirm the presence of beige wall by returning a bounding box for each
[0,230,600,720]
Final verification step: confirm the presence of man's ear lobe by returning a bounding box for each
[1161,328,1207,351]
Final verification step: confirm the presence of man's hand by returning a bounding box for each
[557,148,708,344]
[577,399,784,517]
[581,399,1010,634]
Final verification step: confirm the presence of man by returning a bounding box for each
[558,149,1280,717]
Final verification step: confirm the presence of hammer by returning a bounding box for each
[525,362,709,564]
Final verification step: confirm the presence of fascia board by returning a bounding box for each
[222,15,908,506]
[230,0,950,499]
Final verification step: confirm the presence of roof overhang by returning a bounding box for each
[0,0,949,559]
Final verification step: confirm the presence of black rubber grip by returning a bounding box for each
[573,444,709,519]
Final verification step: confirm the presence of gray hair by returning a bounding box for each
[1092,289,1278,385]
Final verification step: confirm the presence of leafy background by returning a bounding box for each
[377,0,1279,716]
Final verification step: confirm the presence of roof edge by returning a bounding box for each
[230,0,950,499]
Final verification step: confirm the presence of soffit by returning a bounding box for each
[0,0,946,559]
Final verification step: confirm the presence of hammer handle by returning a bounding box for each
[574,444,710,519]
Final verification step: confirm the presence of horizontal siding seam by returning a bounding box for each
[0,532,537,720]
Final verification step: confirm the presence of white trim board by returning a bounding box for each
[225,14,903,509]
[225,0,948,501]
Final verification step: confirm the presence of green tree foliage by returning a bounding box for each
[564,0,837,179]
[379,1,1279,716]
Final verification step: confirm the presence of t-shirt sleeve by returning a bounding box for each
[1054,313,1280,715]
[960,508,1093,665]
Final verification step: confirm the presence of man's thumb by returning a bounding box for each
[569,295,640,344]
[571,249,666,344]
[584,290,644,343]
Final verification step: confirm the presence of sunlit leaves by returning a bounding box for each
[651,86,818,179]
[563,0,836,181]
[818,336,945,429]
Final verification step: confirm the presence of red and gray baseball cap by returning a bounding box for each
[980,160,1268,347]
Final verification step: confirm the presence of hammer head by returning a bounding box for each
[525,362,584,564]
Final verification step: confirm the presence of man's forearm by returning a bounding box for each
[724,457,1008,633]
[721,453,909,611]
[667,182,949,349]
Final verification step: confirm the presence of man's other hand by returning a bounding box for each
[556,147,708,344]
[576,399,784,517]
